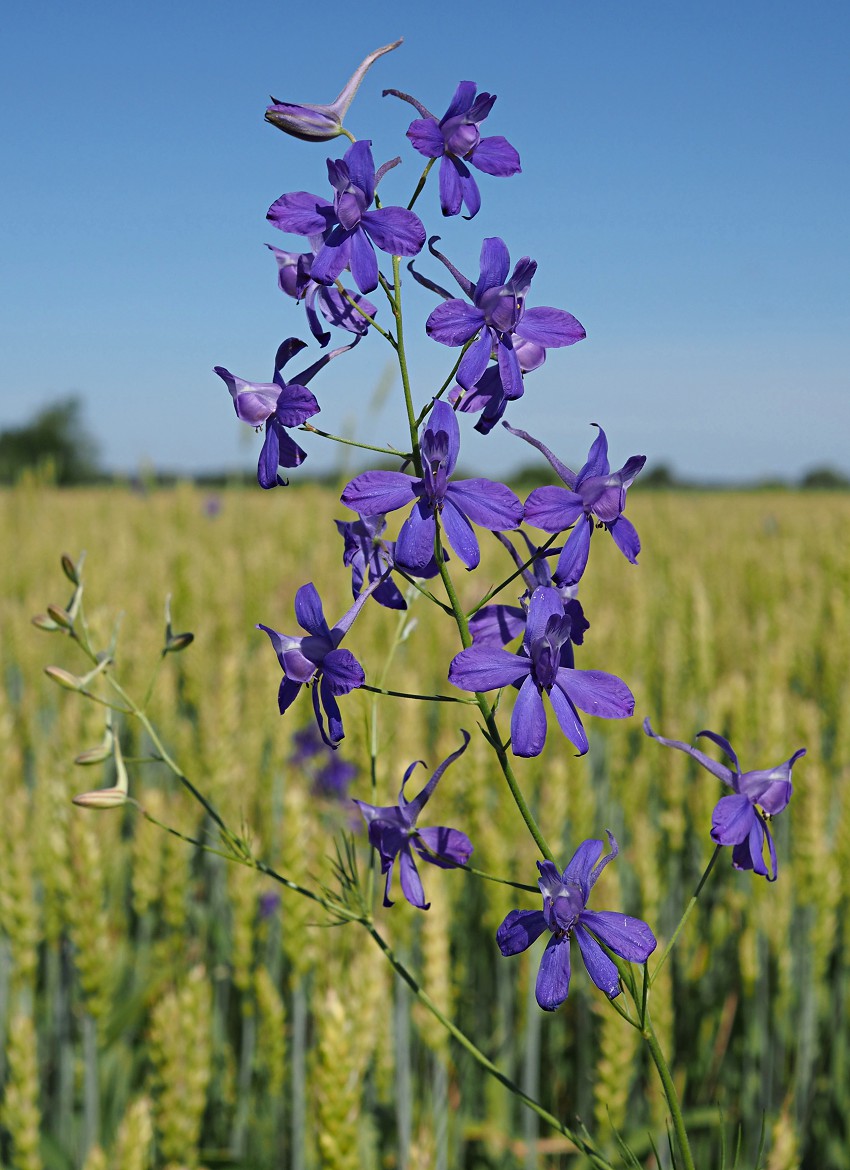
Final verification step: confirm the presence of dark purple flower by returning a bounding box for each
[267,139,425,294]
[214,337,354,489]
[423,237,585,420]
[509,422,645,585]
[497,833,657,1011]
[335,513,408,610]
[341,400,523,572]
[449,586,633,758]
[266,244,377,347]
[385,81,521,218]
[643,719,806,881]
[265,39,402,142]
[257,579,378,748]
[354,732,473,909]
[469,532,589,654]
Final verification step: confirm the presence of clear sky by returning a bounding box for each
[2,0,848,482]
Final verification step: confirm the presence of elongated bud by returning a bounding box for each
[32,612,61,632]
[61,553,81,584]
[265,39,402,142]
[75,719,115,765]
[72,787,128,809]
[44,665,84,691]
[46,604,74,630]
[163,593,194,654]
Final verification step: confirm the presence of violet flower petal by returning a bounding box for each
[449,646,530,692]
[580,910,658,964]
[511,675,548,757]
[573,924,620,997]
[496,908,548,956]
[536,933,571,1011]
[469,135,522,176]
[341,470,417,515]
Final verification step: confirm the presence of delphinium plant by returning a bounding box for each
[35,39,807,1168]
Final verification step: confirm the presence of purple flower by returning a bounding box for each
[643,719,806,881]
[267,139,425,294]
[341,400,523,572]
[335,513,408,610]
[497,833,657,1011]
[449,586,633,758]
[509,422,645,585]
[385,81,521,218]
[214,337,353,489]
[354,732,473,909]
[469,532,589,654]
[265,39,402,142]
[257,579,378,748]
[266,244,377,348]
[423,237,585,420]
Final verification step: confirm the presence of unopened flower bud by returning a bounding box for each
[74,743,113,766]
[165,631,195,654]
[46,604,74,630]
[265,39,402,142]
[72,786,128,809]
[32,612,61,632]
[61,553,81,584]
[44,665,84,691]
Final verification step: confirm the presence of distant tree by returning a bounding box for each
[0,396,100,485]
[635,463,677,489]
[800,466,850,490]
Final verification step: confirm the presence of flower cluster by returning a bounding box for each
[215,43,806,1017]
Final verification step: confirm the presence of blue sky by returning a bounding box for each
[2,0,848,481]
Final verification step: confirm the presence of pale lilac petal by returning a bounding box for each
[362,207,426,257]
[426,299,485,346]
[449,646,529,692]
[446,479,523,531]
[555,515,593,585]
[469,135,522,176]
[267,191,333,235]
[511,675,548,757]
[496,908,547,956]
[515,306,585,347]
[348,226,378,293]
[573,925,620,997]
[395,501,437,571]
[341,470,416,515]
[536,934,571,1011]
[606,515,641,564]
[555,667,635,720]
[524,486,584,532]
[256,623,316,683]
[579,911,657,964]
[440,497,481,569]
[415,825,473,868]
[214,369,278,425]
[547,684,589,755]
[711,794,755,845]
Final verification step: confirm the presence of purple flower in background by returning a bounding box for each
[423,237,585,420]
[267,139,425,294]
[497,833,657,1010]
[266,244,377,347]
[214,337,354,489]
[449,586,633,757]
[265,39,402,141]
[354,732,473,909]
[385,81,521,218]
[257,578,379,748]
[510,423,645,585]
[341,400,523,572]
[290,723,358,799]
[335,513,408,610]
[643,719,806,880]
[469,532,589,658]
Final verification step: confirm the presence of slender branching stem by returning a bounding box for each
[299,424,404,459]
[650,845,722,987]
[407,157,436,211]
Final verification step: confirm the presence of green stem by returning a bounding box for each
[390,254,422,477]
[650,845,722,987]
[367,925,615,1170]
[361,683,477,704]
[413,343,472,427]
[467,533,560,617]
[407,157,436,210]
[299,423,405,459]
[642,1011,696,1170]
[434,527,556,863]
[334,281,396,344]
